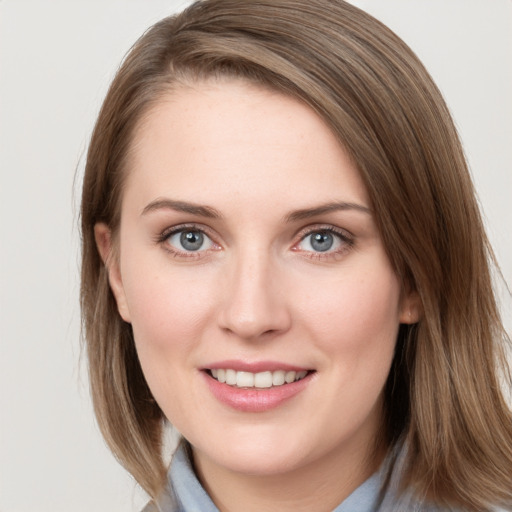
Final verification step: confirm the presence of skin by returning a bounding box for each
[95,79,420,512]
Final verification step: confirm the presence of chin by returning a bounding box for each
[207,448,308,476]
[188,423,323,477]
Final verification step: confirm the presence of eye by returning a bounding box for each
[303,231,336,252]
[164,227,216,254]
[295,227,353,256]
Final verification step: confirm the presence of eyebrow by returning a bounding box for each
[141,198,222,218]
[141,198,371,222]
[284,201,371,222]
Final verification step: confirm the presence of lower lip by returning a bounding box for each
[202,371,313,412]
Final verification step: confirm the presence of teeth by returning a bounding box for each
[236,371,254,387]
[209,369,309,388]
[285,371,296,384]
[226,369,237,385]
[272,370,285,386]
[254,371,272,388]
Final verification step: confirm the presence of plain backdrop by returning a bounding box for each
[0,1,510,511]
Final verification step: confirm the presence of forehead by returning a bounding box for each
[123,79,369,214]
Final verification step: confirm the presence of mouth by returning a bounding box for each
[202,364,315,412]
[206,369,313,389]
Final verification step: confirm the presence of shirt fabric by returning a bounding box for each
[142,441,446,512]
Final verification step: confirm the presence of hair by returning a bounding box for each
[80,0,512,509]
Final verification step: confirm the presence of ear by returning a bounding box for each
[398,288,423,325]
[94,223,131,323]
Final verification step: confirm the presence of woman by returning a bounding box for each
[80,0,512,510]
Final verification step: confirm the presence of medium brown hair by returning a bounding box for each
[80,0,512,509]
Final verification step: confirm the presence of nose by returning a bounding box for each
[217,249,291,340]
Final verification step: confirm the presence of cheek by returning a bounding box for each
[120,262,217,416]
[128,277,212,350]
[119,243,216,357]
[300,265,402,422]
[298,263,402,359]
[307,272,400,336]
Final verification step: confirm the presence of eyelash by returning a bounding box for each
[292,225,354,261]
[156,224,220,260]
[156,223,354,261]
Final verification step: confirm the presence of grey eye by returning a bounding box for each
[180,231,204,251]
[297,230,347,254]
[167,229,213,252]
[309,232,334,252]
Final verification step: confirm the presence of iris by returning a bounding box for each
[310,231,334,252]
[181,231,204,251]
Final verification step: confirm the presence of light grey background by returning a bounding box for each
[0,1,510,511]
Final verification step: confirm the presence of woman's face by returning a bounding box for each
[97,80,417,479]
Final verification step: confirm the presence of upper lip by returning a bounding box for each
[203,360,312,373]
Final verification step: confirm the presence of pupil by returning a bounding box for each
[180,231,203,251]
[311,232,333,252]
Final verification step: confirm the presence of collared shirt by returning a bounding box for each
[143,442,447,512]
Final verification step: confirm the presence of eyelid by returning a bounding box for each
[292,224,354,257]
[157,222,216,241]
[155,222,354,260]
[294,224,353,242]
[156,223,221,258]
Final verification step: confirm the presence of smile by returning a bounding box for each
[203,366,315,412]
[209,369,309,388]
